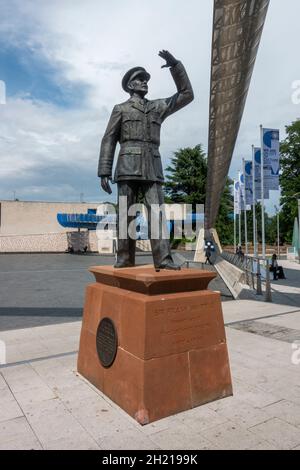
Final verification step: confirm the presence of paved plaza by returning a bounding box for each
[0,255,300,450]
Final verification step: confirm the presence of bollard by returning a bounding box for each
[247,258,252,286]
[245,259,249,286]
[251,258,255,289]
[256,259,262,295]
[265,259,272,303]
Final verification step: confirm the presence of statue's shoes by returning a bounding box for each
[114,262,134,268]
[155,261,181,271]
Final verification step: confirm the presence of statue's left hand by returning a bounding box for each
[159,50,178,68]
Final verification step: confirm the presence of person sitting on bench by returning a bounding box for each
[270,253,286,280]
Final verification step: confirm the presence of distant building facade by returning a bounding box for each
[0,200,106,253]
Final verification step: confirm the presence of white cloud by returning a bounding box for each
[0,97,102,172]
[0,96,110,201]
[0,0,300,211]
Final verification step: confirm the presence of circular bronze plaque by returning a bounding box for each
[96,317,118,368]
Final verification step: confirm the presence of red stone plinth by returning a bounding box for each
[77,265,232,425]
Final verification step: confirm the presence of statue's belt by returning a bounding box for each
[119,141,160,155]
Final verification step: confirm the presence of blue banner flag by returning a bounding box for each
[263,128,280,191]
[254,147,269,200]
[244,160,253,205]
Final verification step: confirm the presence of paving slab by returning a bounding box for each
[263,400,300,427]
[149,422,214,450]
[249,418,300,450]
[0,384,24,423]
[0,416,42,449]
[202,421,263,450]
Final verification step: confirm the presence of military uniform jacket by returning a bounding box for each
[98,61,194,182]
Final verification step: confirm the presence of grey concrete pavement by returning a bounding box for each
[0,256,299,449]
[0,253,152,330]
[0,296,299,449]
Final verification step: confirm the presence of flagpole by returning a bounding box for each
[233,180,237,253]
[239,209,242,247]
[238,173,242,248]
[245,209,248,256]
[252,145,257,257]
[242,158,248,256]
[256,217,258,256]
[260,125,266,259]
[234,212,237,253]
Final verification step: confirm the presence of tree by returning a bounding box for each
[215,179,234,245]
[164,145,207,207]
[280,120,300,242]
[266,214,279,245]
[164,145,234,244]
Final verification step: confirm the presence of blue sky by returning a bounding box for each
[0,0,300,213]
[0,45,88,107]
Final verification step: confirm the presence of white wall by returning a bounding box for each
[0,200,104,235]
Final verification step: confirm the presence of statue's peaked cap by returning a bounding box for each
[122,67,151,92]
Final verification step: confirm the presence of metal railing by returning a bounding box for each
[221,251,272,302]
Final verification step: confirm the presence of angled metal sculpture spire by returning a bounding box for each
[205,0,270,230]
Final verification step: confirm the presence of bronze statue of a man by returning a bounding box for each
[98,50,194,269]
